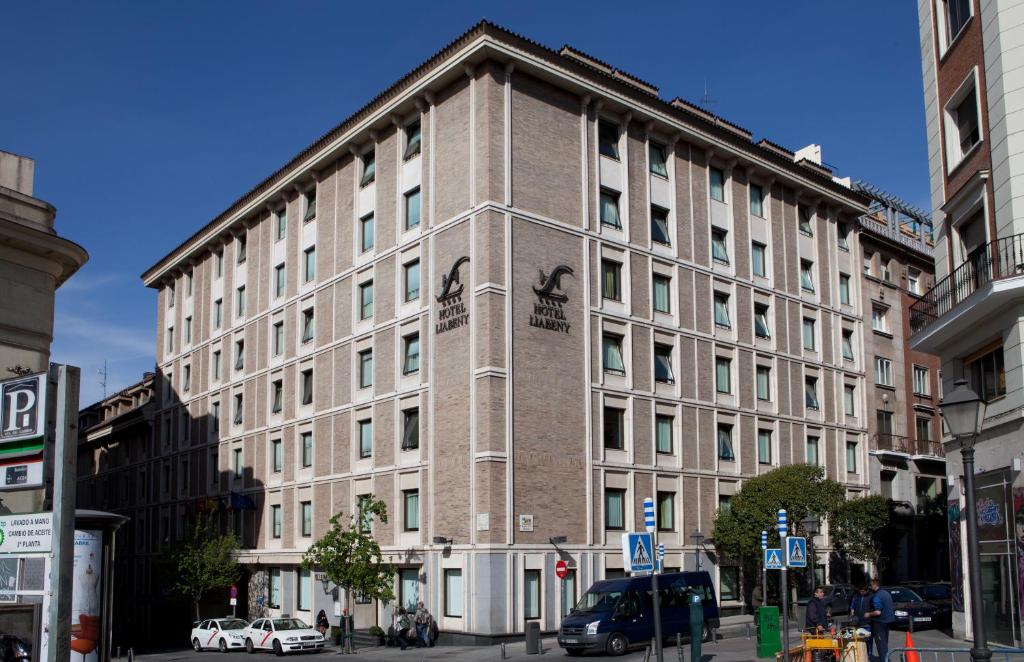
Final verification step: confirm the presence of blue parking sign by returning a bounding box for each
[786,536,807,568]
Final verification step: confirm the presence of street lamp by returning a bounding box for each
[800,515,820,595]
[690,530,705,571]
[940,379,990,662]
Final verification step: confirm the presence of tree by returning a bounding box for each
[301,495,395,613]
[170,515,241,620]
[830,495,891,568]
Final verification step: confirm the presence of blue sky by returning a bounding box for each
[2,0,929,406]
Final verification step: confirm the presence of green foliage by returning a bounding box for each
[170,515,241,619]
[830,495,891,566]
[301,495,395,606]
[711,465,845,559]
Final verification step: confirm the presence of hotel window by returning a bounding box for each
[802,317,816,351]
[711,229,729,264]
[654,344,675,384]
[300,369,313,406]
[182,365,191,392]
[754,304,770,338]
[844,384,856,416]
[649,141,668,177]
[273,321,285,355]
[653,274,671,313]
[234,339,245,371]
[715,357,731,394]
[301,431,313,467]
[215,250,224,277]
[237,235,247,263]
[752,242,767,277]
[358,419,372,458]
[800,260,814,292]
[602,334,625,375]
[945,76,981,167]
[403,489,419,531]
[524,570,541,620]
[651,206,671,245]
[301,502,312,537]
[360,213,374,252]
[184,316,192,344]
[404,260,420,301]
[877,410,894,436]
[360,150,375,186]
[709,167,725,202]
[806,436,819,465]
[944,0,971,43]
[598,120,620,159]
[916,417,932,442]
[405,187,421,230]
[211,401,220,433]
[271,380,283,414]
[402,408,419,450]
[304,247,316,283]
[359,281,374,320]
[271,505,282,538]
[798,204,813,236]
[967,346,1006,400]
[839,274,851,305]
[303,188,316,223]
[907,268,921,295]
[214,299,223,328]
[302,308,314,344]
[403,334,420,374]
[233,448,243,478]
[714,293,731,329]
[846,442,858,473]
[444,570,463,618]
[236,285,246,317]
[913,365,930,395]
[875,357,893,387]
[599,189,621,229]
[359,350,373,388]
[601,260,621,301]
[758,430,772,464]
[805,376,820,410]
[655,414,673,454]
[274,264,286,298]
[872,305,889,333]
[168,283,175,308]
[404,120,421,160]
[603,406,625,450]
[837,222,849,251]
[268,569,282,608]
[657,492,675,531]
[605,488,625,529]
[756,366,771,401]
[749,183,764,218]
[275,208,287,241]
[717,424,735,461]
[842,330,855,361]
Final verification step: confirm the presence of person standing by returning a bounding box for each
[414,601,432,648]
[866,578,894,662]
[751,584,764,609]
[396,608,415,651]
[804,586,828,632]
[849,585,874,659]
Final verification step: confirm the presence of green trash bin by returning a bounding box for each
[756,606,782,658]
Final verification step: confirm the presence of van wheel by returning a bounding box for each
[605,632,628,656]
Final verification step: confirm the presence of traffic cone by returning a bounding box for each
[904,630,921,662]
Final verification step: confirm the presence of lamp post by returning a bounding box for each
[799,515,820,595]
[939,379,991,662]
[690,530,705,571]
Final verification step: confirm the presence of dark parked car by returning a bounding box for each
[884,586,949,630]
[906,583,953,625]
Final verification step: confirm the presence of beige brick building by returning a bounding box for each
[138,23,876,640]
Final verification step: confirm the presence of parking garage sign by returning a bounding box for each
[0,373,46,456]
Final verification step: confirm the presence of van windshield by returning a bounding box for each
[573,589,623,614]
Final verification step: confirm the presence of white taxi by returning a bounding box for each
[191,618,250,652]
[243,617,325,655]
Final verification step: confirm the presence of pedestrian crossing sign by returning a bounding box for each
[786,536,807,568]
[764,548,783,570]
[621,532,655,572]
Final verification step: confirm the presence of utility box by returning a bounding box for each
[756,606,782,658]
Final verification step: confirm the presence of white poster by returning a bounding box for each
[70,530,102,662]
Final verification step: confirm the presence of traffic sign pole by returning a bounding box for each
[643,497,664,662]
[760,530,768,610]
[778,510,789,662]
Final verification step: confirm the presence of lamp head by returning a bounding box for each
[940,379,986,444]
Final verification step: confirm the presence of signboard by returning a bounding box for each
[0,373,46,460]
[230,584,238,598]
[785,536,807,568]
[764,548,783,570]
[555,560,568,580]
[71,529,103,662]
[517,514,534,532]
[0,512,52,553]
[621,533,654,573]
[229,598,237,606]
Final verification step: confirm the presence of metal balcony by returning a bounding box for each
[912,439,944,458]
[873,433,911,454]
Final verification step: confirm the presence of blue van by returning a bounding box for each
[557,572,719,656]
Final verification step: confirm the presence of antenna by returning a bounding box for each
[700,79,718,110]
[97,360,108,399]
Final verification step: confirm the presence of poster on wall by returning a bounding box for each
[948,499,964,612]
[69,530,102,662]
[1013,488,1024,629]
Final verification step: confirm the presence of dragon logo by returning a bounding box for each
[532,265,574,302]
[436,256,469,303]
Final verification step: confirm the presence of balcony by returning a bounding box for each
[912,439,944,458]
[873,433,911,455]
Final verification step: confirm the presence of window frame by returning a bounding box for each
[751,241,767,278]
[648,141,668,177]
[404,187,421,231]
[805,376,820,410]
[875,356,894,387]
[359,280,374,320]
[360,150,376,187]
[358,419,373,458]
[403,120,421,161]
[650,205,671,245]
[749,183,764,218]
[717,423,735,461]
[360,213,374,252]
[709,167,725,203]
[604,488,626,530]
[598,120,620,160]
[599,189,622,229]
[304,247,316,283]
[603,406,625,450]
[757,430,772,465]
[711,228,730,264]
[800,260,815,292]
[403,489,420,531]
[652,274,671,314]
[653,344,675,384]
[601,259,622,301]
[404,260,420,302]
[655,414,673,454]
[602,334,626,375]
[358,349,373,389]
[715,357,732,394]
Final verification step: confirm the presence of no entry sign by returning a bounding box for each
[555,559,568,579]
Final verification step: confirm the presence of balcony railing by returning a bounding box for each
[913,439,944,457]
[873,433,911,454]
[911,232,1024,334]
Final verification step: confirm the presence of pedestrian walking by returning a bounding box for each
[849,584,874,659]
[316,610,330,637]
[396,607,416,651]
[866,577,894,662]
[414,601,432,648]
[804,586,828,632]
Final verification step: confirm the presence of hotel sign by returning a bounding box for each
[436,256,470,335]
[529,265,573,334]
[0,373,46,460]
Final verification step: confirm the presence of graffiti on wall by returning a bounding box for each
[948,499,965,612]
[1013,488,1024,629]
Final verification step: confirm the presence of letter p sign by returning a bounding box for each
[1,375,43,440]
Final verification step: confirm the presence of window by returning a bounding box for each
[907,269,921,295]
[237,235,247,263]
[842,330,855,361]
[403,489,419,531]
[756,366,771,401]
[653,274,671,313]
[717,424,735,461]
[602,334,625,375]
[749,183,764,217]
[358,419,372,458]
[212,350,221,380]
[599,120,620,159]
[605,488,625,529]
[913,365,930,395]
[655,414,673,454]
[872,305,890,333]
[268,569,282,608]
[720,567,739,602]
[711,229,729,263]
[877,410,894,436]
[359,281,373,320]
[916,417,932,442]
[271,505,282,538]
[300,369,313,406]
[806,437,819,465]
[402,408,419,450]
[211,401,220,433]
[967,346,1005,400]
[650,206,671,245]
[839,274,851,305]
[844,384,856,416]
[404,260,420,301]
[837,222,849,251]
[715,357,731,394]
[214,299,223,328]
[603,406,625,450]
[357,495,372,532]
[303,188,317,223]
[601,260,621,301]
[714,293,731,328]
[359,350,373,388]
[758,430,772,464]
[649,141,668,177]
[184,316,192,344]
[945,0,971,43]
[798,205,813,236]
[805,376,819,410]
[215,250,224,278]
[403,334,420,374]
[301,431,313,467]
[657,492,675,531]
[271,380,283,414]
[599,189,621,228]
[524,570,541,620]
[846,442,858,473]
[405,188,421,230]
[302,308,314,344]
[802,317,816,351]
[273,321,285,355]
[752,242,766,277]
[275,208,287,241]
[946,77,980,165]
[182,365,191,392]
[754,304,770,338]
[274,264,286,297]
[304,247,316,283]
[404,120,421,160]
[168,283,175,308]
[234,340,245,371]
[444,569,463,618]
[233,448,243,479]
[863,254,874,276]
[654,344,675,384]
[360,213,374,252]
[718,495,733,514]
[875,357,894,387]
[301,502,312,537]
[360,150,375,186]
[800,260,814,292]
[236,285,246,317]
[709,167,725,202]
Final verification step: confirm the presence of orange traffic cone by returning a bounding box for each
[904,630,921,662]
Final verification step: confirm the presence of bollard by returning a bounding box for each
[688,594,704,662]
[676,634,683,662]
[128,649,134,662]
[500,642,507,659]
[643,643,651,662]
[525,621,541,655]
[117,647,120,660]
